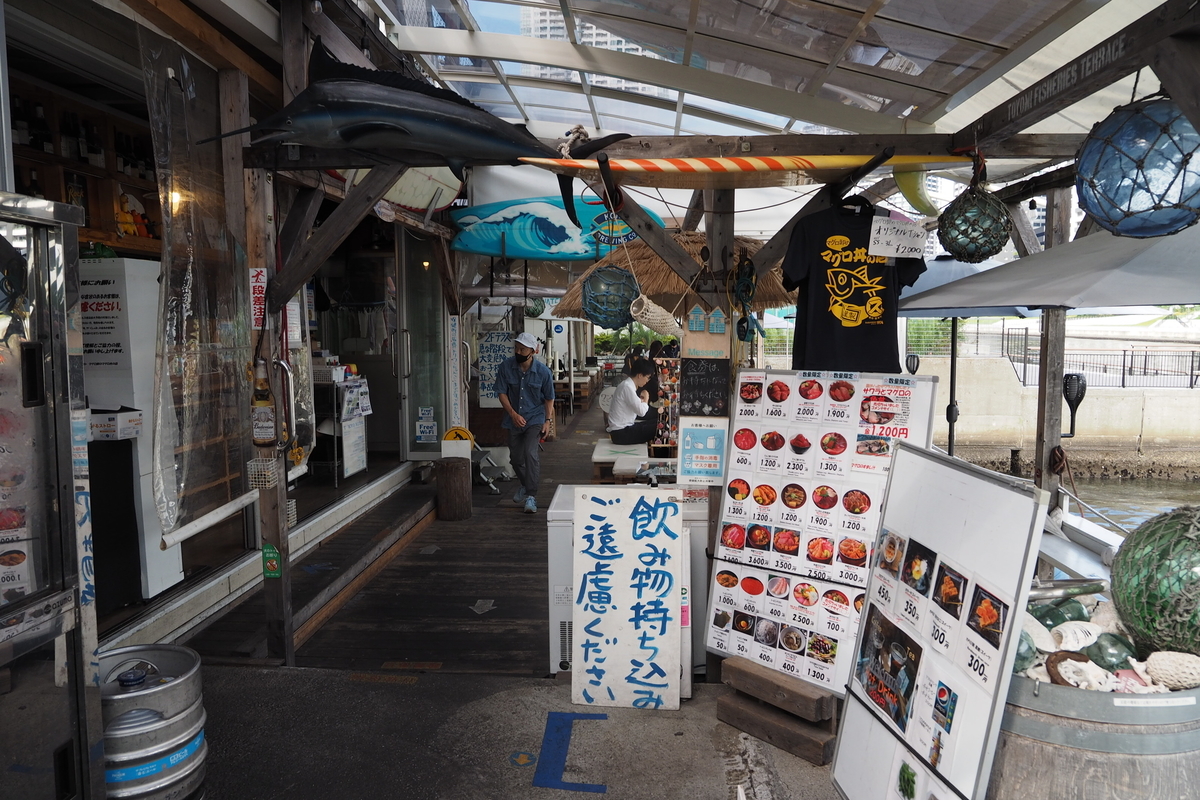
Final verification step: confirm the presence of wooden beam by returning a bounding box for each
[1074,212,1104,240]
[245,144,457,171]
[1005,202,1042,258]
[120,0,282,104]
[598,133,1085,161]
[267,165,406,313]
[681,190,704,232]
[431,236,461,316]
[708,189,735,276]
[218,69,249,249]
[278,188,324,267]
[280,0,308,103]
[303,4,376,70]
[1147,34,1200,134]
[993,165,1076,204]
[1045,187,1073,249]
[955,0,1200,150]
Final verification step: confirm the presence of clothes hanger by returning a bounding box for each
[837,194,874,215]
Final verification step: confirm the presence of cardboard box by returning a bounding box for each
[90,407,143,440]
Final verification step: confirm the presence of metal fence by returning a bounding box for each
[903,323,1200,388]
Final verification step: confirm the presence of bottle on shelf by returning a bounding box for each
[10,95,29,146]
[31,103,54,153]
[76,116,89,163]
[59,111,77,160]
[86,121,105,168]
[66,173,88,226]
[251,358,277,447]
[27,169,45,199]
[114,130,125,174]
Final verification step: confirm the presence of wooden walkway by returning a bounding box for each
[186,405,606,676]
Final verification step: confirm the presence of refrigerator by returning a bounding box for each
[0,193,105,798]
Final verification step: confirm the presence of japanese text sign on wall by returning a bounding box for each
[250,267,268,330]
[573,487,684,711]
[478,331,514,408]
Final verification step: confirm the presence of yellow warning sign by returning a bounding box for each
[443,426,475,445]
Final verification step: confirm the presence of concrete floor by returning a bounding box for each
[201,665,844,800]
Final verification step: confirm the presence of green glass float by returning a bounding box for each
[1111,506,1200,656]
[1085,632,1137,672]
[1013,629,1038,673]
[524,297,546,318]
[937,155,1012,263]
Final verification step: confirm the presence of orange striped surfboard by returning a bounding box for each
[519,154,972,189]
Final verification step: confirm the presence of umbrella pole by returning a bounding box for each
[947,317,959,456]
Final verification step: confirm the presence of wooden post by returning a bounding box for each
[708,189,735,278]
[279,0,307,104]
[218,70,249,250]
[246,165,294,665]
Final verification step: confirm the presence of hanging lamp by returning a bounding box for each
[937,152,1012,263]
[1075,95,1200,238]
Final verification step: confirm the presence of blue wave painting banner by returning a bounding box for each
[450,196,665,260]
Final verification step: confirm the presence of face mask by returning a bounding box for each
[517,352,533,363]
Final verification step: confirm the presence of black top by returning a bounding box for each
[781,203,926,373]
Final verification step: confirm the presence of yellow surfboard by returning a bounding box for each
[519,154,972,190]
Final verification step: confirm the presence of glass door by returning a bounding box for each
[398,230,447,460]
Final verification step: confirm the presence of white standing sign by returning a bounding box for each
[447,315,464,427]
[832,443,1046,800]
[573,486,684,710]
[477,331,513,408]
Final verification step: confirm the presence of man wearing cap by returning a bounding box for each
[494,332,555,513]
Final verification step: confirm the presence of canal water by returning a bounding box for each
[1068,478,1200,532]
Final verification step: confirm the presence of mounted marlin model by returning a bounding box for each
[201,40,629,227]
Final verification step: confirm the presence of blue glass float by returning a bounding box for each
[581,267,639,329]
[1076,97,1200,238]
[937,184,1012,263]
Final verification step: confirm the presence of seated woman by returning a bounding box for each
[607,358,658,445]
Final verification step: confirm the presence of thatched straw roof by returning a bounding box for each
[553,232,794,320]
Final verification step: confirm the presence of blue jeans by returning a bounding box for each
[509,425,542,497]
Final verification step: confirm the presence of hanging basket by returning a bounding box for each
[937,162,1012,263]
[581,266,639,329]
[1076,96,1200,238]
[629,295,683,338]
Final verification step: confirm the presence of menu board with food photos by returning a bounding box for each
[707,369,938,692]
[831,443,1047,800]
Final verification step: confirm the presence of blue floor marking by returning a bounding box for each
[532,711,607,793]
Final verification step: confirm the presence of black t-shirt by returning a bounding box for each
[781,204,926,373]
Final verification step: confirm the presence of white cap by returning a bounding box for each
[514,331,539,350]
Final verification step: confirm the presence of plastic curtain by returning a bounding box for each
[139,29,252,532]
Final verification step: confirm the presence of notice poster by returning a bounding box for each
[679,358,731,418]
[477,331,513,408]
[80,266,131,371]
[707,369,938,693]
[831,444,1047,800]
[572,486,684,710]
[678,417,727,485]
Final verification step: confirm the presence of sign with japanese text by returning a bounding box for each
[573,487,684,710]
[447,315,464,427]
[80,266,131,371]
[832,444,1047,800]
[250,267,268,330]
[478,331,513,408]
[677,417,727,486]
[707,369,938,693]
[868,216,928,259]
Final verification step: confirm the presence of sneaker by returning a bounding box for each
[513,485,527,504]
[523,495,537,514]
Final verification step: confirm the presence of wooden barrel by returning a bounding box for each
[435,457,473,521]
[985,675,1200,800]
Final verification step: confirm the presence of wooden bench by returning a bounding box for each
[591,440,648,484]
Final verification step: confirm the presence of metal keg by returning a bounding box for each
[98,645,207,800]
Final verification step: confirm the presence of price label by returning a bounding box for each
[775,556,795,572]
[901,597,921,626]
[766,604,786,619]
[807,567,830,582]
[824,616,845,636]
[841,517,866,533]
[742,597,758,613]
[806,663,830,684]
[765,406,786,418]
[734,453,754,468]
[837,568,864,585]
[727,504,747,519]
[779,509,802,525]
[738,407,756,418]
[717,591,736,607]
[928,616,952,655]
[756,646,777,666]
[899,585,925,629]
[735,638,750,655]
[826,406,850,421]
[816,459,843,477]
[795,405,820,421]
[751,507,772,523]
[962,637,995,689]
[784,457,809,475]
[875,580,893,608]
[746,552,771,568]
[779,656,800,675]
[759,455,780,471]
[808,513,831,528]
